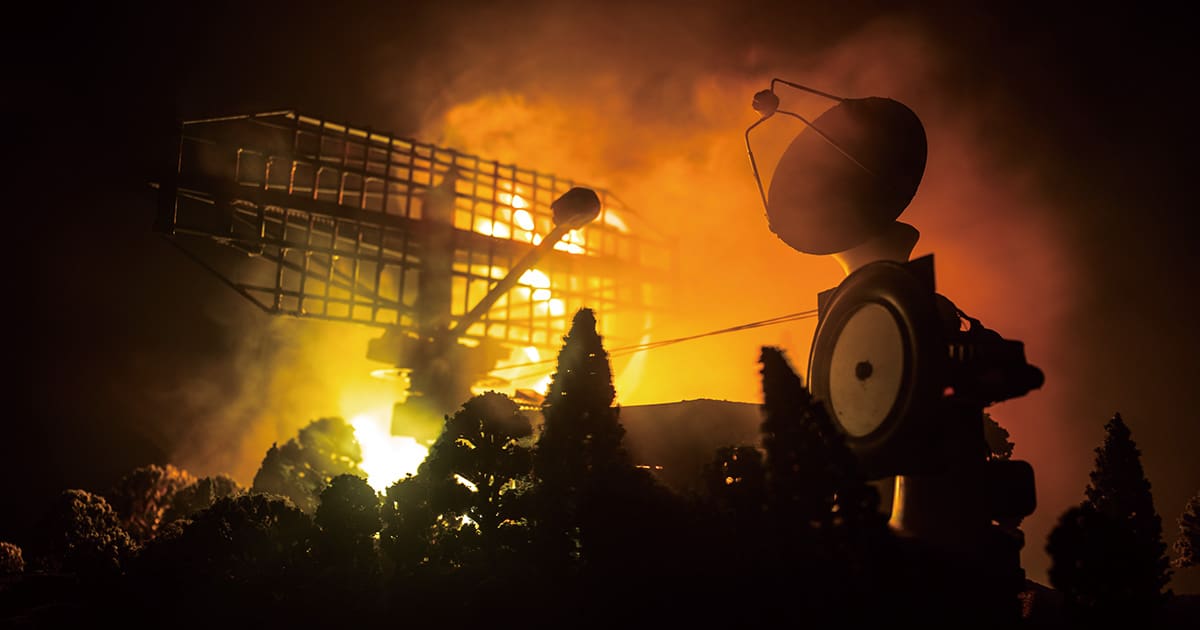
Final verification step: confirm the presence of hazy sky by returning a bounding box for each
[9,1,1198,590]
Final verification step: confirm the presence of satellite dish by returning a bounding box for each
[766,97,927,255]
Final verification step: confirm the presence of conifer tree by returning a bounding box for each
[1083,413,1171,599]
[532,308,629,569]
[1048,504,1147,625]
[1049,413,1171,622]
[1173,491,1200,569]
[758,347,878,530]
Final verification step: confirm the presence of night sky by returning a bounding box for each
[8,1,1199,590]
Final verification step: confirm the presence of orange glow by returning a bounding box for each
[350,412,429,491]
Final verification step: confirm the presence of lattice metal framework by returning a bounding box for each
[157,110,674,357]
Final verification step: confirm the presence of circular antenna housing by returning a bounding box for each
[766,97,927,255]
[551,187,602,230]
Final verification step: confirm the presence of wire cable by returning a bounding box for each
[488,308,819,376]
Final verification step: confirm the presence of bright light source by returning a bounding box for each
[513,209,535,231]
[603,209,629,233]
[454,474,478,493]
[519,268,551,289]
[474,217,511,239]
[351,413,429,492]
[552,229,587,254]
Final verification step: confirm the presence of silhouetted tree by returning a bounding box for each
[420,392,534,568]
[533,308,629,570]
[758,347,879,530]
[30,489,135,577]
[1048,413,1171,624]
[380,473,465,574]
[983,412,1014,461]
[310,474,383,614]
[755,346,895,617]
[1084,413,1171,600]
[703,446,767,519]
[315,474,381,571]
[161,474,243,524]
[107,463,195,542]
[136,493,317,616]
[252,417,364,513]
[1048,504,1154,625]
[0,542,23,575]
[1173,491,1200,569]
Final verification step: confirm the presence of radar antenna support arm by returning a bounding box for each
[448,186,602,335]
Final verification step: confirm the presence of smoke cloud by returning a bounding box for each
[122,2,1144,585]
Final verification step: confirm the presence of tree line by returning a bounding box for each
[0,308,1196,626]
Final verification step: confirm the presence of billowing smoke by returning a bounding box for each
[149,2,1086,583]
[387,6,1081,580]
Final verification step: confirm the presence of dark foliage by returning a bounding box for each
[0,542,24,575]
[533,308,630,571]
[703,445,767,520]
[251,417,364,513]
[1048,504,1160,625]
[161,474,243,524]
[131,493,318,623]
[1047,413,1172,624]
[1084,414,1172,598]
[107,464,195,542]
[313,474,383,612]
[9,333,1192,627]
[27,489,135,578]
[1174,492,1200,569]
[421,392,535,567]
[758,347,881,531]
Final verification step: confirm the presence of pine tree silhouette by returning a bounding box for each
[1173,491,1200,569]
[532,308,629,571]
[758,346,878,530]
[1084,413,1171,599]
[1049,412,1171,623]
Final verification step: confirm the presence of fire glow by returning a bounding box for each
[350,413,429,491]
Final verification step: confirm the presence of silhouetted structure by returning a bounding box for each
[983,412,1014,461]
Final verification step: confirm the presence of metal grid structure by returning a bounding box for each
[157,110,674,356]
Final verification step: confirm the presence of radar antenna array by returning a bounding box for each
[157,110,674,437]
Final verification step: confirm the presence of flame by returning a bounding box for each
[518,268,552,302]
[513,208,535,231]
[350,412,429,492]
[473,217,512,239]
[552,229,587,254]
[602,209,629,233]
